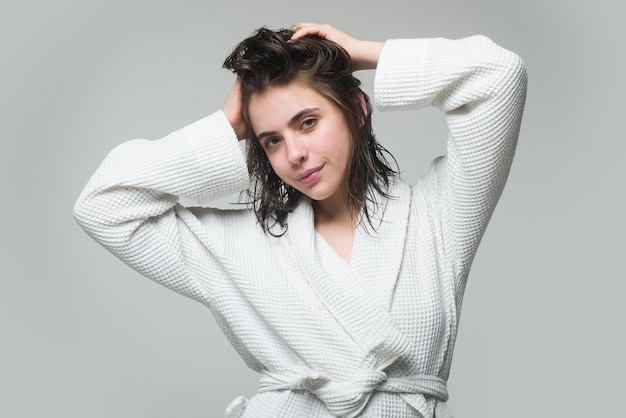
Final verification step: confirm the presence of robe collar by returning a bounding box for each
[279,179,413,368]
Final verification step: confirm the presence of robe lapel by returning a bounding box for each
[280,180,413,369]
[352,179,413,310]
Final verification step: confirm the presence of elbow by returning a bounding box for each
[492,39,528,95]
[483,37,528,103]
[501,51,528,113]
[471,35,528,91]
[72,193,99,237]
[72,193,136,255]
[72,189,119,243]
[505,49,528,94]
[73,193,87,228]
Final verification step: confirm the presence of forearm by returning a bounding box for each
[375,35,526,113]
[74,111,249,238]
[73,110,251,300]
[351,40,384,71]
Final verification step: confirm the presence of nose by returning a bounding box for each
[285,135,308,166]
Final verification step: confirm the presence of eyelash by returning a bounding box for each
[301,118,317,129]
[264,137,281,148]
[262,117,318,149]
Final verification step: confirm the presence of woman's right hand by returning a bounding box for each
[223,78,247,140]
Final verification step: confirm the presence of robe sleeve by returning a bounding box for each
[73,110,251,302]
[374,36,527,288]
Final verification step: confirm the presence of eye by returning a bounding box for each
[263,137,281,150]
[301,118,317,130]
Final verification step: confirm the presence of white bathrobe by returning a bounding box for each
[74,35,527,418]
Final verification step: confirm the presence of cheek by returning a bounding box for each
[265,153,288,178]
[331,128,353,163]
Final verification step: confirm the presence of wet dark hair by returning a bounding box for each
[223,27,398,235]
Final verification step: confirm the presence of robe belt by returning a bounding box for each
[256,369,449,418]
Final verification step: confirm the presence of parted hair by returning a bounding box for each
[223,27,397,235]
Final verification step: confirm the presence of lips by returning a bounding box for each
[295,165,324,185]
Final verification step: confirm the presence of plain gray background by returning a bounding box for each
[2,0,624,417]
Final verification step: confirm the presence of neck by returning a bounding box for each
[313,189,358,229]
[312,188,358,263]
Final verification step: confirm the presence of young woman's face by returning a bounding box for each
[248,81,352,204]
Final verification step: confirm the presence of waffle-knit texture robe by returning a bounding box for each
[74,36,527,418]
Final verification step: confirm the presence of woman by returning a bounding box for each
[74,23,527,418]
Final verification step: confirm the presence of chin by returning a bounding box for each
[302,192,330,202]
[300,186,340,203]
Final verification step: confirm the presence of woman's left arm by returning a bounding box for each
[375,35,527,286]
[292,24,527,285]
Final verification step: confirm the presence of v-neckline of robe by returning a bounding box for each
[314,228,355,267]
[278,179,414,364]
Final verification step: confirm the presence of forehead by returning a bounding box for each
[247,81,335,130]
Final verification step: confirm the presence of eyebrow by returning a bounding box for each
[256,108,320,141]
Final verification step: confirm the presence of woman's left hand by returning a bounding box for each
[289,23,383,71]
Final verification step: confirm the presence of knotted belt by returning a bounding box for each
[225,369,448,418]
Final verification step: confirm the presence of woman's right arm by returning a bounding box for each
[73,110,250,301]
